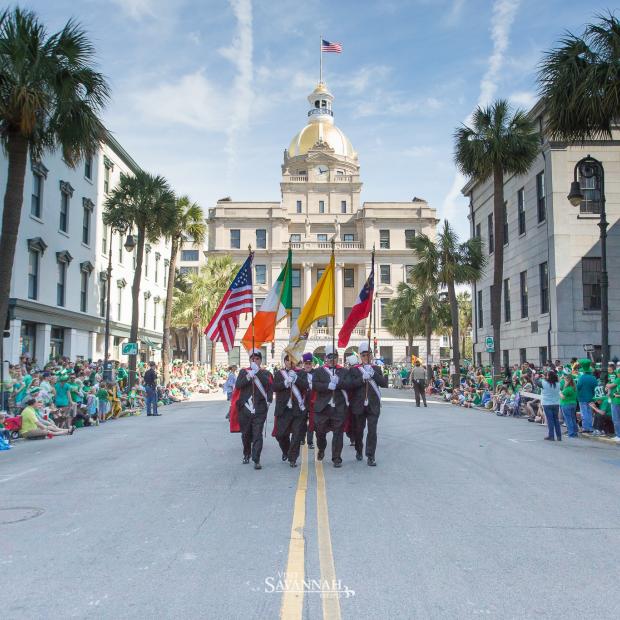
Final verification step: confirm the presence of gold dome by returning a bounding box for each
[288,121,356,159]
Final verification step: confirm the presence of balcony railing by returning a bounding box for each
[309,326,367,340]
[285,174,354,182]
[287,240,362,250]
[289,175,308,182]
[308,108,333,117]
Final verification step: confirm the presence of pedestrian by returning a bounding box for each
[605,364,620,443]
[235,349,273,470]
[312,344,349,468]
[223,365,237,420]
[143,361,160,416]
[348,341,388,466]
[537,369,562,441]
[411,360,427,407]
[560,371,578,438]
[273,354,309,467]
[576,359,598,434]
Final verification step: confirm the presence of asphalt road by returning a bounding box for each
[1,391,619,620]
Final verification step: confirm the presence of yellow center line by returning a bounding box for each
[280,443,309,620]
[315,455,342,620]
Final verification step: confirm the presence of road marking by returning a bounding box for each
[280,443,308,620]
[0,467,39,484]
[383,397,440,404]
[315,455,342,620]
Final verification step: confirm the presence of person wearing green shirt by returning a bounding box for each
[559,373,578,437]
[605,365,620,442]
[19,399,71,439]
[96,385,110,423]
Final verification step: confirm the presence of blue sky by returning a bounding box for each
[27,0,608,237]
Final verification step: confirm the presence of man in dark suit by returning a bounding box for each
[311,344,350,468]
[301,353,315,449]
[348,341,388,466]
[235,349,273,469]
[143,361,160,416]
[273,354,309,467]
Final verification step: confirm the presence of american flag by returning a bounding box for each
[321,39,342,53]
[204,255,253,352]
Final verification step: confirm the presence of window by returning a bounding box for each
[31,173,43,218]
[538,346,547,366]
[503,202,508,245]
[405,265,414,281]
[181,250,199,261]
[380,264,391,285]
[104,163,111,194]
[476,352,482,367]
[344,268,354,288]
[28,250,39,300]
[579,171,601,214]
[291,307,300,323]
[380,229,390,249]
[100,278,107,317]
[153,299,159,330]
[256,229,266,249]
[380,298,389,327]
[255,297,265,312]
[102,226,109,254]
[539,262,549,314]
[84,156,92,180]
[317,234,328,243]
[582,257,601,310]
[155,254,160,283]
[80,271,89,312]
[82,202,91,245]
[292,268,301,288]
[317,268,325,282]
[344,306,352,321]
[519,348,527,365]
[60,192,69,232]
[290,234,301,243]
[255,264,266,284]
[230,229,240,249]
[475,223,481,239]
[117,286,123,321]
[536,171,546,223]
[343,233,355,242]
[340,200,347,214]
[118,233,123,264]
[517,188,526,235]
[316,317,328,328]
[503,278,511,322]
[143,297,148,327]
[50,327,64,359]
[405,229,416,249]
[319,200,325,213]
[487,213,494,254]
[179,266,199,275]
[57,262,66,307]
[503,350,509,370]
[164,260,169,287]
[296,200,302,214]
[477,290,483,328]
[520,270,528,318]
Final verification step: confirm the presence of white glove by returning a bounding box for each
[288,370,297,383]
[284,378,292,388]
[247,369,255,379]
[250,362,260,373]
[364,364,373,374]
[328,379,337,390]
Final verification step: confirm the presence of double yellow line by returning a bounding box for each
[280,445,341,620]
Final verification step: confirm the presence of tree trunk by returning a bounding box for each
[407,334,413,361]
[191,324,199,364]
[447,279,460,386]
[210,340,217,373]
[0,132,29,341]
[129,227,145,387]
[426,319,432,382]
[161,237,179,385]
[491,164,505,378]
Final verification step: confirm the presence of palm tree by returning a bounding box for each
[409,220,485,384]
[161,196,207,385]
[538,13,620,141]
[457,291,473,359]
[454,100,539,377]
[384,282,424,360]
[171,256,238,366]
[103,171,175,385]
[0,8,109,335]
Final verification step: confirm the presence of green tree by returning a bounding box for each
[161,196,206,385]
[454,100,539,376]
[171,256,238,366]
[103,171,175,385]
[409,220,485,384]
[383,282,424,360]
[457,291,473,360]
[538,13,620,141]
[0,8,109,335]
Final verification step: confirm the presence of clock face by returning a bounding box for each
[316,165,328,175]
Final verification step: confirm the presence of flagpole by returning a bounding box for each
[367,245,375,354]
[319,35,323,83]
[331,237,336,368]
[248,244,255,354]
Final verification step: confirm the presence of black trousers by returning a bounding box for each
[354,408,379,458]
[314,406,345,463]
[275,413,306,463]
[239,411,266,463]
[306,426,314,445]
[413,380,427,406]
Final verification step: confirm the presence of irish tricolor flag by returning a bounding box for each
[241,249,293,351]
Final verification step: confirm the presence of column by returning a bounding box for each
[335,263,343,327]
[8,319,22,364]
[64,328,78,359]
[303,262,313,303]
[88,331,97,361]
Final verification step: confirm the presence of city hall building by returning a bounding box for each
[179,81,439,366]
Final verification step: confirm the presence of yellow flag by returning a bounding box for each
[286,254,335,361]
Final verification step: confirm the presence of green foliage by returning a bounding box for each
[538,12,620,141]
[168,195,207,249]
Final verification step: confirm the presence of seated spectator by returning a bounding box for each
[590,397,615,436]
[19,398,73,439]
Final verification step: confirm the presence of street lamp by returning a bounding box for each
[567,155,608,382]
[103,227,136,380]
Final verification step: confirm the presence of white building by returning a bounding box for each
[463,102,620,368]
[1,135,171,365]
[179,81,439,366]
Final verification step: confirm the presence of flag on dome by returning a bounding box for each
[338,258,374,348]
[321,39,342,53]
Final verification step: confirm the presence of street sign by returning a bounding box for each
[583,344,594,353]
[485,336,494,353]
[122,342,138,356]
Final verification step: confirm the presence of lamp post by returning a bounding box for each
[103,228,136,381]
[567,155,608,382]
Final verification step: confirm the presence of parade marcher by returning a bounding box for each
[273,354,309,467]
[234,349,273,470]
[411,360,427,407]
[301,353,315,449]
[311,344,350,467]
[348,341,388,466]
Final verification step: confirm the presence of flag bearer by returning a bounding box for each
[301,353,316,449]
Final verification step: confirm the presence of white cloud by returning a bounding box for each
[443,0,466,27]
[509,90,537,110]
[110,0,156,19]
